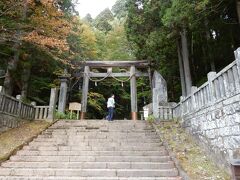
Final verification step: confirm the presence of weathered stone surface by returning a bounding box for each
[152,71,168,119]
[0,86,4,93]
[0,93,35,132]
[0,120,181,179]
[0,113,26,133]
[175,89,240,171]
[47,88,58,121]
[58,78,68,113]
[172,52,240,171]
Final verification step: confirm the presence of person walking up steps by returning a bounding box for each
[107,94,115,121]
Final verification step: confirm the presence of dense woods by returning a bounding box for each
[125,0,240,99]
[0,0,239,118]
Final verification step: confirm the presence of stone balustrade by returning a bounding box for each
[35,106,50,120]
[171,47,240,171]
[0,93,35,120]
[158,106,174,121]
[0,92,35,132]
[0,87,58,132]
[175,60,240,117]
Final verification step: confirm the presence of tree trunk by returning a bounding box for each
[3,42,20,95]
[202,45,208,73]
[204,18,216,72]
[177,39,187,97]
[21,62,32,99]
[3,0,28,95]
[210,61,216,72]
[237,0,240,24]
[180,28,192,95]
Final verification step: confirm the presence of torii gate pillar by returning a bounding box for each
[58,71,69,113]
[77,61,149,120]
[80,66,90,120]
[130,66,138,120]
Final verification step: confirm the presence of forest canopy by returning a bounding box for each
[0,0,239,119]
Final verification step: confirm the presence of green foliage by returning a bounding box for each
[87,92,106,119]
[69,4,144,119]
[112,0,128,19]
[55,111,78,120]
[83,13,93,24]
[162,0,194,28]
[125,0,240,101]
[67,17,98,62]
[147,115,155,124]
[104,20,135,60]
[57,0,79,15]
[4,0,238,120]
[55,111,67,119]
[94,8,114,33]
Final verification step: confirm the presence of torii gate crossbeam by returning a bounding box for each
[78,60,150,120]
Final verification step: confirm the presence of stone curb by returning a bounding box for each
[152,123,190,180]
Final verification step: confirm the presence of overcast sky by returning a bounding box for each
[76,0,117,18]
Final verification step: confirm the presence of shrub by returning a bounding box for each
[147,115,155,124]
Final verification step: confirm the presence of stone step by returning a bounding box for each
[43,131,157,135]
[0,177,182,180]
[50,120,147,124]
[0,168,179,177]
[23,145,165,151]
[0,120,181,179]
[33,138,161,143]
[10,155,171,162]
[40,135,159,139]
[41,134,159,139]
[36,135,161,141]
[47,128,154,132]
[43,129,155,132]
[59,123,149,127]
[28,141,163,147]
[47,126,152,130]
[2,161,175,169]
[46,128,155,132]
[17,150,167,156]
[44,128,154,131]
[49,122,148,125]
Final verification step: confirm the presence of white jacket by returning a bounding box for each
[107,97,115,108]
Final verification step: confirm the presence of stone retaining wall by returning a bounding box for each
[0,113,27,133]
[180,93,240,170]
[172,48,240,170]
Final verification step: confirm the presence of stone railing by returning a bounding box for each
[34,88,58,121]
[0,87,58,132]
[0,92,35,132]
[0,93,35,120]
[170,47,240,171]
[174,60,240,117]
[159,106,174,120]
[35,106,50,120]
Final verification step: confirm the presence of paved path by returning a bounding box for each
[0,120,182,180]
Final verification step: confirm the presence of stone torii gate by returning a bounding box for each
[79,61,150,120]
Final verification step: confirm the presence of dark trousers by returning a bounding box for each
[108,107,114,121]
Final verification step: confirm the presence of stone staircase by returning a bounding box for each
[0,120,182,180]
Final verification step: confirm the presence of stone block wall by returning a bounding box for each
[0,113,26,133]
[172,48,240,170]
[181,93,240,169]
